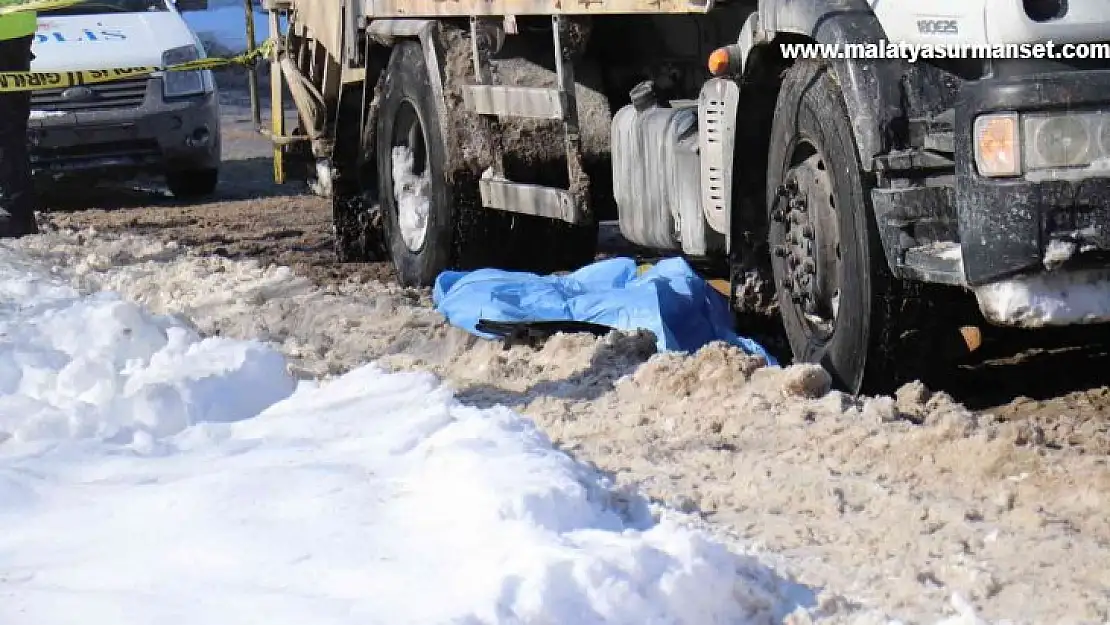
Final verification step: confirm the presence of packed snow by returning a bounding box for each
[0,242,829,624]
[392,145,432,252]
[973,266,1110,327]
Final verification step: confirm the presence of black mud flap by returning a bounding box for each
[475,319,616,350]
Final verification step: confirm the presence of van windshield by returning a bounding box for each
[40,0,168,15]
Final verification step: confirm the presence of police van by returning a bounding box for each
[28,0,220,199]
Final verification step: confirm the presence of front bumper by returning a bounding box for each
[954,69,1110,327]
[28,76,220,180]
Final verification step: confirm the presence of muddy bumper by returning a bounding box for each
[27,78,220,180]
[954,69,1110,327]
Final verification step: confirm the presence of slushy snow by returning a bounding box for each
[0,242,813,623]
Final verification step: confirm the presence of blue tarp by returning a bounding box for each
[432,256,777,364]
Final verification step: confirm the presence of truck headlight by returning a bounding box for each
[161,45,206,99]
[973,112,1021,177]
[974,109,1110,178]
[1023,111,1110,170]
[1030,116,1091,166]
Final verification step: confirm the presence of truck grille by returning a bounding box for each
[31,77,149,112]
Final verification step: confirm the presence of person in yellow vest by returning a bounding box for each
[0,0,38,237]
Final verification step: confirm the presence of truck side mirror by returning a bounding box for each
[175,0,208,12]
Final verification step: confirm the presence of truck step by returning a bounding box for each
[464,15,590,225]
[462,85,565,120]
[479,175,580,224]
[902,242,965,286]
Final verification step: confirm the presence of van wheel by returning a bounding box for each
[766,60,942,395]
[167,168,218,199]
[375,41,456,287]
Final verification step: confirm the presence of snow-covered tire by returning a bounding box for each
[376,41,455,287]
[766,59,945,395]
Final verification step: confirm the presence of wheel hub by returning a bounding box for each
[772,152,841,333]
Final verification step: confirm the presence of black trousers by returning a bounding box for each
[0,34,37,237]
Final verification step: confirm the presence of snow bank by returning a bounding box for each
[0,243,810,624]
[0,246,294,443]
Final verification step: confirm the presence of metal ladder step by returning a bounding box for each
[479,175,578,223]
[467,15,589,225]
[462,85,565,120]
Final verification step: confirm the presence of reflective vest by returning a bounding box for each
[0,0,36,42]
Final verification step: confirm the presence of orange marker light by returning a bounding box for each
[708,47,732,76]
[973,113,1020,177]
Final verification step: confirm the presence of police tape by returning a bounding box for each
[0,0,86,15]
[0,38,275,92]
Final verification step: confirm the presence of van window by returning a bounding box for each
[40,0,168,15]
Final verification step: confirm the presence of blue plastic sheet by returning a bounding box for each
[432,256,777,364]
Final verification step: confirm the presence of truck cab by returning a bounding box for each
[28,0,221,199]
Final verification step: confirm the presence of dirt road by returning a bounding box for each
[25,73,1110,622]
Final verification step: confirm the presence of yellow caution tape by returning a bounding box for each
[0,38,274,92]
[0,0,87,14]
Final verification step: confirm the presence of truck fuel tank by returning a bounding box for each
[611,81,718,255]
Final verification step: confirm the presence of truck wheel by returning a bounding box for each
[766,60,929,395]
[374,41,455,287]
[167,168,218,199]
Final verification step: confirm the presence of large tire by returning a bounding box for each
[766,60,941,395]
[335,82,387,263]
[376,41,456,287]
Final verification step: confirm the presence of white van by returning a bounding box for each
[28,0,221,199]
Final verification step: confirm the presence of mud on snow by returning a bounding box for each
[24,72,1110,624]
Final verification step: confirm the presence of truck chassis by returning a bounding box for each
[248,0,1110,395]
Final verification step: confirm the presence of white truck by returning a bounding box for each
[28,0,221,198]
[250,0,1110,394]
